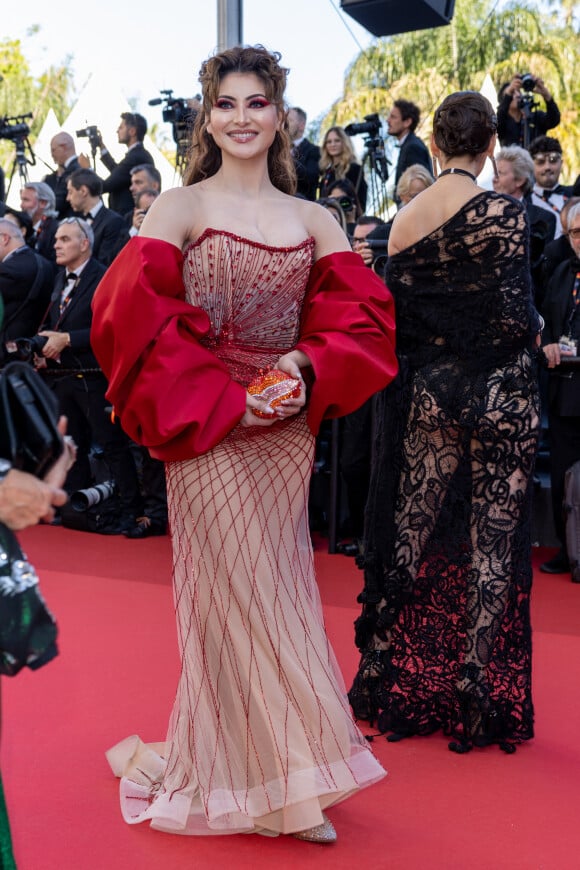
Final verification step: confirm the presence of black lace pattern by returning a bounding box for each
[349,193,541,752]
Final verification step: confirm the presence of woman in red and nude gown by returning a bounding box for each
[91,45,397,844]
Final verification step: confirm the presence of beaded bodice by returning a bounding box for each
[183,228,315,382]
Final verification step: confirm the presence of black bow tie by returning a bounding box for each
[66,272,78,282]
[543,185,563,198]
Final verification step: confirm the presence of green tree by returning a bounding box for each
[0,38,73,192]
[324,0,579,193]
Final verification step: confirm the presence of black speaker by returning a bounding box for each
[341,0,456,37]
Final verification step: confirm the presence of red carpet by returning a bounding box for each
[2,528,579,869]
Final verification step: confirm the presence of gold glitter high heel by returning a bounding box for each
[292,814,337,844]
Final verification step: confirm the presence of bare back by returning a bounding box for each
[389,178,486,256]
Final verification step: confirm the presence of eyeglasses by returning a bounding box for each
[568,228,580,239]
[532,153,562,165]
[60,217,89,240]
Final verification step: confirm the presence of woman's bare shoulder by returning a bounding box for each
[138,185,200,248]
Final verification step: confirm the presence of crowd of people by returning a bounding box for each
[1,46,580,851]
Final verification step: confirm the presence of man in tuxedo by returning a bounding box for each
[493,145,556,302]
[80,113,155,215]
[20,182,59,265]
[125,164,162,232]
[66,168,129,266]
[387,100,431,206]
[530,136,573,239]
[539,201,580,579]
[35,217,140,531]
[43,132,80,219]
[0,218,53,362]
[287,107,320,201]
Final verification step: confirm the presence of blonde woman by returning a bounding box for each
[319,126,367,209]
[395,163,434,206]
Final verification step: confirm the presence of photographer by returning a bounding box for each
[129,188,159,237]
[0,218,53,363]
[497,74,560,148]
[42,132,80,219]
[79,113,155,215]
[386,100,431,207]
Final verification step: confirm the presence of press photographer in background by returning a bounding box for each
[42,132,80,219]
[129,188,160,237]
[78,113,155,215]
[497,73,560,148]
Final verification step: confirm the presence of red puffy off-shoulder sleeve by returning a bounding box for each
[90,237,246,461]
[297,251,398,432]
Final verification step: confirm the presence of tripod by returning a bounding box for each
[519,94,540,150]
[359,135,390,217]
[6,134,36,198]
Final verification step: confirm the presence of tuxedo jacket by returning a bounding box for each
[394,131,432,191]
[0,246,54,349]
[41,257,106,371]
[31,216,60,264]
[43,157,81,218]
[541,255,580,416]
[293,138,321,201]
[90,206,130,267]
[100,143,155,214]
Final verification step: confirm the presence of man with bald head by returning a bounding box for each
[43,132,80,218]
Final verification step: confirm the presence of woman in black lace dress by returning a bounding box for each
[349,92,542,753]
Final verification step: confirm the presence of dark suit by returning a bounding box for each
[100,143,155,214]
[90,206,130,267]
[41,258,140,520]
[540,254,580,546]
[43,157,80,218]
[31,216,60,264]
[394,132,431,203]
[523,194,557,305]
[0,246,53,359]
[292,138,320,201]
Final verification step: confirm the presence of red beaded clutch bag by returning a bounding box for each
[247,369,302,419]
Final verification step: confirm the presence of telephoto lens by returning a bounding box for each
[70,480,116,511]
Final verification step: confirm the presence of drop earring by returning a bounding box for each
[491,155,499,181]
[432,155,438,178]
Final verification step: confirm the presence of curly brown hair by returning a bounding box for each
[433,91,497,157]
[183,45,296,194]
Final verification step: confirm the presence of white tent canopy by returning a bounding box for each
[6,71,179,208]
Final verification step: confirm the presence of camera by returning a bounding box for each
[13,335,48,363]
[70,480,117,512]
[148,90,197,149]
[0,113,32,142]
[345,113,382,138]
[76,125,102,150]
[520,73,537,93]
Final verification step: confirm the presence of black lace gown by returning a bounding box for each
[349,192,542,752]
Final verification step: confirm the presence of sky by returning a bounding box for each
[3,0,375,130]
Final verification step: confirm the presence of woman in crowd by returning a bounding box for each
[91,45,396,842]
[318,126,367,210]
[316,195,349,235]
[326,177,362,236]
[395,163,434,206]
[349,91,542,754]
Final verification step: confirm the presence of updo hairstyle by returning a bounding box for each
[183,44,296,194]
[433,91,497,157]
